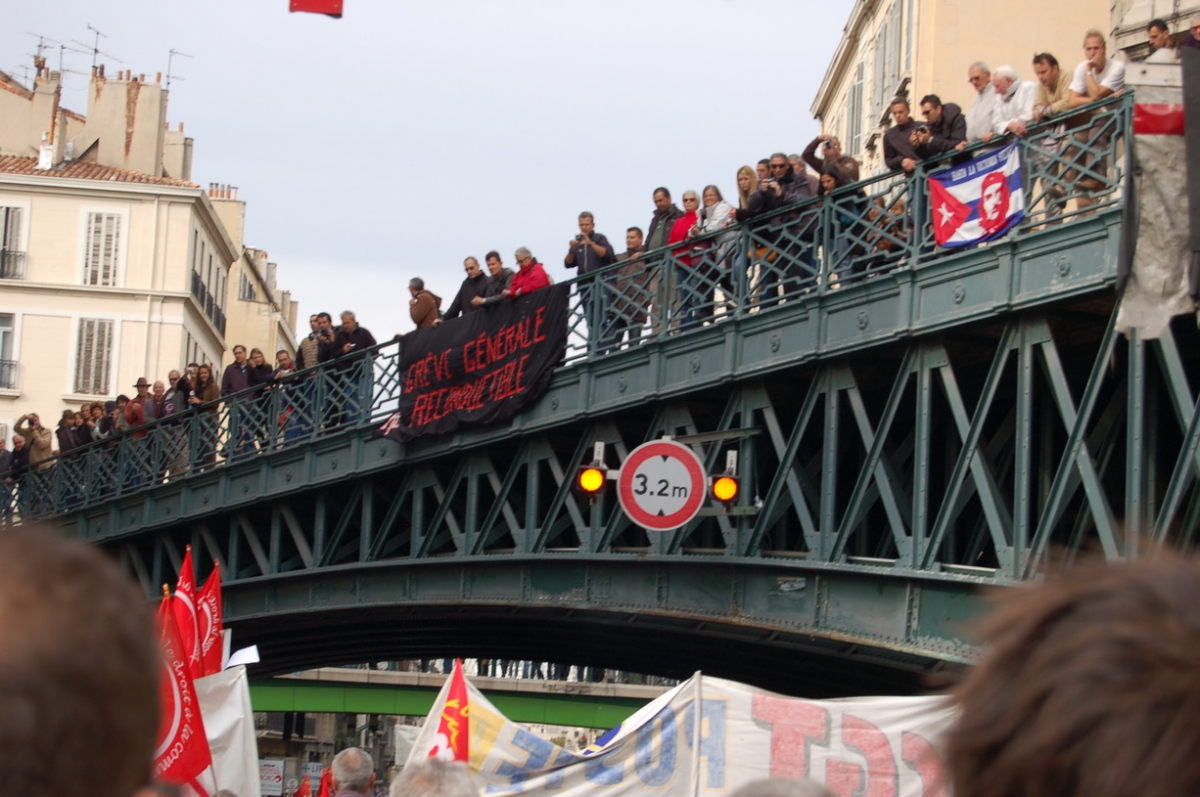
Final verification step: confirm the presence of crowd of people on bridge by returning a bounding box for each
[0,309,379,519]
[424,24,1152,352]
[0,23,1171,521]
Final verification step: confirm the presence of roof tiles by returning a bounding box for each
[0,154,197,187]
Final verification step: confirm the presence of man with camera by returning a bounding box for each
[564,212,617,276]
[564,211,617,322]
[802,135,860,182]
[883,98,921,173]
[911,95,967,159]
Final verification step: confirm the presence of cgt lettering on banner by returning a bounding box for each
[752,695,946,797]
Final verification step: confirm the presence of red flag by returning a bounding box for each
[289,0,343,17]
[429,659,469,762]
[173,546,204,681]
[317,768,332,797]
[154,592,213,784]
[196,561,225,677]
[295,775,312,797]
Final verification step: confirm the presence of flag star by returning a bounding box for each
[937,202,956,228]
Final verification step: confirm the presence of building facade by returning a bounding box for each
[0,62,297,442]
[0,154,235,437]
[811,0,1111,177]
[210,186,298,366]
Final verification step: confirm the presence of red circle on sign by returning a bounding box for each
[617,440,707,531]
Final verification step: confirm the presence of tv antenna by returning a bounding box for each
[8,64,33,85]
[56,43,90,78]
[72,23,122,71]
[25,33,60,62]
[166,49,193,91]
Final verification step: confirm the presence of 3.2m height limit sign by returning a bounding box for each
[616,439,707,531]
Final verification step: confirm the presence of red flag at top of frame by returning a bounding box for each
[290,0,343,18]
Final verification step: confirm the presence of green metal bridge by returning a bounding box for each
[250,669,668,729]
[27,95,1192,696]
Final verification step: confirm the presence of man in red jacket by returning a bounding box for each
[505,247,551,299]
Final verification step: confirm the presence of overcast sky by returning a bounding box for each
[7,0,853,340]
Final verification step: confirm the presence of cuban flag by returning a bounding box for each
[928,141,1024,247]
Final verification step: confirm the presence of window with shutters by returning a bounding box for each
[239,270,257,302]
[849,62,865,156]
[82,212,122,286]
[0,313,13,389]
[1,207,24,279]
[74,318,114,395]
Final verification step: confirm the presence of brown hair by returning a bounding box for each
[0,527,159,797]
[737,165,759,209]
[945,553,1200,797]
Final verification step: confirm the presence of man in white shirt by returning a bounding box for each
[1065,30,1126,206]
[983,66,1038,142]
[961,61,998,147]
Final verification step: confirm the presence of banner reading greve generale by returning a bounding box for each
[383,284,569,441]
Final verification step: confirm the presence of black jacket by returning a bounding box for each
[915,103,967,158]
[479,268,515,306]
[646,205,684,252]
[332,325,377,370]
[564,232,617,275]
[443,271,489,320]
[884,120,920,171]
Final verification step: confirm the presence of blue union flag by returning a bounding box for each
[928,141,1025,247]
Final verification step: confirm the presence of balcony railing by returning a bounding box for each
[0,360,14,389]
[0,94,1131,520]
[191,271,227,336]
[0,250,25,280]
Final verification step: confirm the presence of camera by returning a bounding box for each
[916,124,929,134]
[822,140,834,149]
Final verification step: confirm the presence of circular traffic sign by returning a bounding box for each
[617,439,707,531]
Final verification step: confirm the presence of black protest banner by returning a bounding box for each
[381,283,569,441]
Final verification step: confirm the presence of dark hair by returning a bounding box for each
[578,211,594,221]
[653,187,671,199]
[484,250,501,261]
[1032,52,1060,68]
[1148,18,1170,34]
[817,165,851,195]
[0,527,160,797]
[277,349,289,357]
[317,312,332,322]
[757,159,770,167]
[627,226,644,237]
[919,94,942,107]
[945,553,1200,797]
[889,97,910,109]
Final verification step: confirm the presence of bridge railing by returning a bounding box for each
[2,94,1130,521]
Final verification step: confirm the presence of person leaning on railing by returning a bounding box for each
[818,165,869,285]
[187,363,221,467]
[1061,30,1126,211]
[685,185,737,327]
[600,227,649,353]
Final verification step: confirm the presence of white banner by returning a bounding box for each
[195,665,263,797]
[406,672,953,797]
